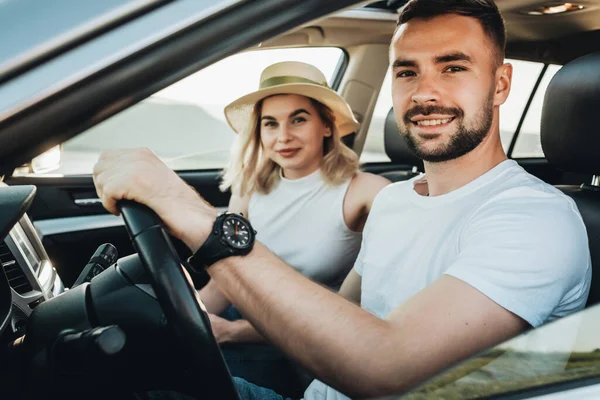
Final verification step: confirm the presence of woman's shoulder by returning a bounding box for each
[349,171,391,194]
[347,172,391,208]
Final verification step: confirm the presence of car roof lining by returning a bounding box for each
[255,1,600,65]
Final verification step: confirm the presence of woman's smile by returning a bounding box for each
[276,148,301,158]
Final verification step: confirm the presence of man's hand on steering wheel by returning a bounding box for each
[93,148,240,399]
[93,148,217,252]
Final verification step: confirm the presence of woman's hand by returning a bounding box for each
[208,313,237,345]
[208,313,266,345]
[93,148,218,251]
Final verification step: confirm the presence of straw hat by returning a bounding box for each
[224,61,360,137]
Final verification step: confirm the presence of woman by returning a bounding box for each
[200,61,389,396]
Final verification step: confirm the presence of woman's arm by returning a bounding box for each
[228,192,250,216]
[208,313,266,344]
[338,173,388,302]
[199,279,232,314]
[338,268,362,305]
[343,172,390,232]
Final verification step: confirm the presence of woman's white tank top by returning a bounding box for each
[248,169,362,289]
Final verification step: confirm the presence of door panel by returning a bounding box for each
[5,171,230,220]
[5,170,230,287]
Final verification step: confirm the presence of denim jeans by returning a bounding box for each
[141,378,290,400]
[220,306,309,398]
[234,377,292,400]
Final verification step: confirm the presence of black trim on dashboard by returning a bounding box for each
[0,0,363,175]
[0,186,36,243]
[0,256,12,335]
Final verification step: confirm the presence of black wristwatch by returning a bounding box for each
[187,212,256,274]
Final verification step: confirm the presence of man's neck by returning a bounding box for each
[423,133,507,197]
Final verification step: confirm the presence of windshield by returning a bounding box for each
[403,304,600,398]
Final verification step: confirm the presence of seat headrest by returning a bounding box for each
[384,108,424,170]
[541,51,600,175]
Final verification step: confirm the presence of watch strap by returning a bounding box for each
[186,212,255,274]
[186,229,230,289]
[191,231,234,269]
[187,213,228,273]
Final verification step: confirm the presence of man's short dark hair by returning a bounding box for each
[397,0,506,67]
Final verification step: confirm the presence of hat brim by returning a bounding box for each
[224,83,360,137]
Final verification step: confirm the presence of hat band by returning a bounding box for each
[260,76,328,89]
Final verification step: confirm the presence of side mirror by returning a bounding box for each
[13,145,63,176]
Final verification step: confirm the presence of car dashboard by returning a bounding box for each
[0,185,65,348]
[2,215,64,337]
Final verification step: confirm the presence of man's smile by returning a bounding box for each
[411,114,456,125]
[409,115,457,132]
[414,117,454,126]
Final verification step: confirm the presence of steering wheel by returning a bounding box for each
[118,200,239,399]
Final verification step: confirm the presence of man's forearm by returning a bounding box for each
[207,243,402,397]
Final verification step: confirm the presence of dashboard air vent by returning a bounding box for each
[0,241,33,294]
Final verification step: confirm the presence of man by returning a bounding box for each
[93,0,591,399]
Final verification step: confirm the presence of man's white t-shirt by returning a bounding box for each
[304,160,591,400]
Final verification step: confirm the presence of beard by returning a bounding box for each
[398,91,494,163]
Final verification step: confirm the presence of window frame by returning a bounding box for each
[506,64,550,159]
[330,48,350,91]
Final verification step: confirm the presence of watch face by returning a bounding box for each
[222,215,252,249]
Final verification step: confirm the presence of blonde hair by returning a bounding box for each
[220,96,359,196]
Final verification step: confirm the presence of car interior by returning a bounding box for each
[0,0,600,398]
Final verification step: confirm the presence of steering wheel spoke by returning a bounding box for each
[119,200,239,400]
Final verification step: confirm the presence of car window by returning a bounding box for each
[0,0,163,72]
[25,47,344,176]
[512,64,562,158]
[360,59,545,163]
[402,303,600,399]
[361,69,393,163]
